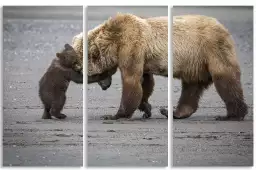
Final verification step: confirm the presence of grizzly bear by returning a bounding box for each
[88,13,248,121]
[87,13,167,120]
[172,15,248,121]
[39,44,83,119]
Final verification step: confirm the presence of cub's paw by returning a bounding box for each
[55,113,67,119]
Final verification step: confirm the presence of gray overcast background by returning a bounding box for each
[3,6,83,20]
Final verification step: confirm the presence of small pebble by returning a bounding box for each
[107,130,116,132]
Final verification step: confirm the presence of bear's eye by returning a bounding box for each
[73,61,79,65]
[90,44,100,59]
[92,53,100,63]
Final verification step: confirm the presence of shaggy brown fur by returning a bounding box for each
[173,15,248,121]
[71,32,83,73]
[39,44,83,119]
[87,13,168,120]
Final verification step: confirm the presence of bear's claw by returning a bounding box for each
[55,113,67,119]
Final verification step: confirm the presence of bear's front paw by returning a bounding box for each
[215,116,244,121]
[42,113,52,119]
[139,102,152,119]
[173,110,193,119]
[142,113,151,119]
[100,115,117,120]
[55,113,67,119]
[160,108,168,118]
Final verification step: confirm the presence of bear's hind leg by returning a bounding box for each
[138,73,154,119]
[173,81,210,119]
[212,73,248,121]
[50,94,67,119]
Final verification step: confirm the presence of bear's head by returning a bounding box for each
[87,19,121,84]
[56,44,81,71]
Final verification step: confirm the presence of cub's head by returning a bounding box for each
[56,44,80,70]
[98,76,112,90]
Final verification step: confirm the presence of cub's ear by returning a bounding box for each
[64,43,72,50]
[56,53,62,58]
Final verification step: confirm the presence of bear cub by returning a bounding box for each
[39,44,83,119]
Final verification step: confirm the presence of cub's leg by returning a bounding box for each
[49,94,67,119]
[138,73,154,119]
[39,91,52,119]
[173,81,211,119]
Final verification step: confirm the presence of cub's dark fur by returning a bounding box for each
[39,44,83,119]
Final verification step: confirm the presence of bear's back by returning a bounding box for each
[173,15,230,41]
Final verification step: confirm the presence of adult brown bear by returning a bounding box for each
[87,13,247,121]
[87,13,168,120]
[173,15,248,120]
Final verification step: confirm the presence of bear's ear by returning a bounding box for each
[64,43,72,50]
[56,53,62,58]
